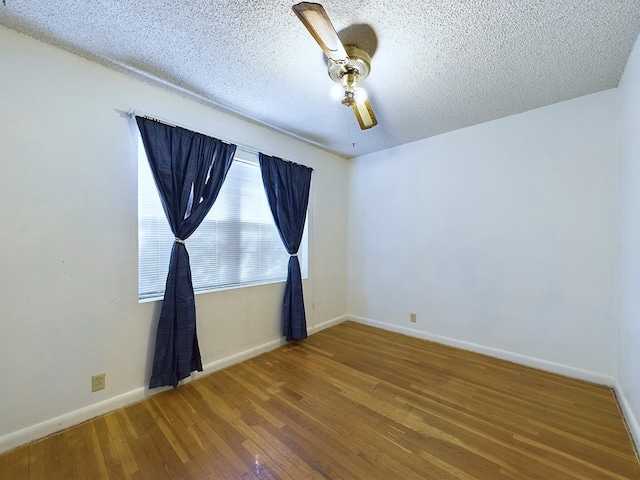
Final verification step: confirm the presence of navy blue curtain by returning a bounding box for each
[136,116,236,388]
[259,153,313,342]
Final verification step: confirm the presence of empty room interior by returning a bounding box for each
[1,1,640,478]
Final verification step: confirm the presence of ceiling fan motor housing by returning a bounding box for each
[328,45,371,86]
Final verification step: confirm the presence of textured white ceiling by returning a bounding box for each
[2,1,640,158]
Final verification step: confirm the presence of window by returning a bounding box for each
[138,138,308,301]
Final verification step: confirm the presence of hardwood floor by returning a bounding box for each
[1,321,638,479]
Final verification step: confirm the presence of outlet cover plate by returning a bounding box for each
[91,373,105,392]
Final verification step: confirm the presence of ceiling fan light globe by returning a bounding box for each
[354,87,368,102]
[330,83,345,101]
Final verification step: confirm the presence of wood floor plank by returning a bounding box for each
[104,411,139,477]
[43,427,77,479]
[84,422,111,480]
[1,321,638,479]
[93,415,128,480]
[0,443,28,479]
[66,422,101,480]
[27,440,45,480]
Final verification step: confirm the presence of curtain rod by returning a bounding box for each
[128,108,261,156]
[128,109,314,170]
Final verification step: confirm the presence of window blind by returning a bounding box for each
[138,139,307,301]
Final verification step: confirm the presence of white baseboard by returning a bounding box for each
[191,314,348,380]
[348,315,615,386]
[0,387,149,455]
[613,380,640,456]
[308,314,349,334]
[0,314,348,455]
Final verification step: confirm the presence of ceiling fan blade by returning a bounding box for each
[352,96,378,130]
[292,2,349,65]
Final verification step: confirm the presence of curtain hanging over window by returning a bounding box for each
[259,153,313,342]
[136,116,236,388]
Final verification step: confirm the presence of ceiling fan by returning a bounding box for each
[292,2,378,130]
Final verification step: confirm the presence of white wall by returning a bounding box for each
[0,26,348,452]
[617,33,640,448]
[348,90,618,382]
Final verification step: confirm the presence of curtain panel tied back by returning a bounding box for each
[259,153,312,342]
[136,116,236,388]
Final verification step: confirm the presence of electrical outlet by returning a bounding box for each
[91,373,105,392]
[410,313,417,323]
